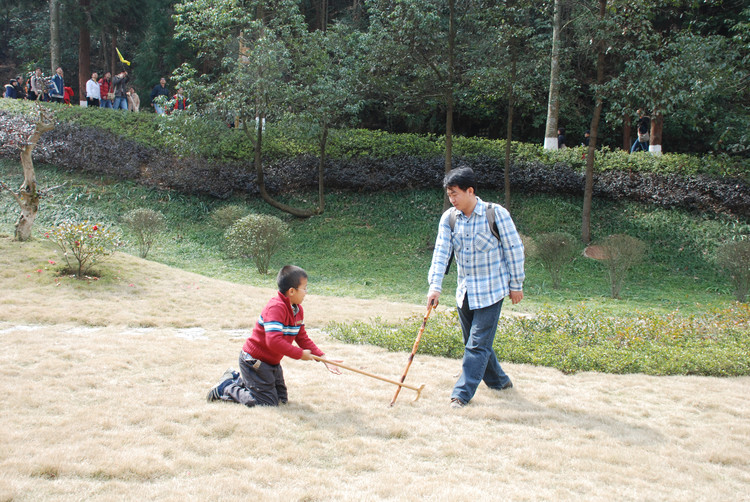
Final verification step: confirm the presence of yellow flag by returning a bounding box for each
[115,47,131,66]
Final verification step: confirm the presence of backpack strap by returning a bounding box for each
[485,203,500,241]
[444,202,500,275]
[448,207,457,232]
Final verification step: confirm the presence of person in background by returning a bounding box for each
[86,72,100,108]
[150,77,170,114]
[99,72,113,108]
[63,86,74,105]
[29,68,46,101]
[582,130,590,147]
[630,109,651,153]
[50,67,64,103]
[4,78,17,98]
[557,127,566,149]
[111,70,129,111]
[14,75,27,99]
[173,87,188,111]
[127,86,140,112]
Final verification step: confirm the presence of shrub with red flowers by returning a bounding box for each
[47,221,122,278]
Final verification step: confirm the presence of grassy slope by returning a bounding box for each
[2,160,747,316]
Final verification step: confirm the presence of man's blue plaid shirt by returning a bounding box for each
[428,197,525,310]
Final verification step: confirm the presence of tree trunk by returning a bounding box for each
[543,0,562,150]
[317,123,328,213]
[110,31,118,77]
[14,111,56,241]
[622,114,631,151]
[248,119,318,218]
[504,58,516,208]
[49,0,61,72]
[649,110,663,155]
[582,0,607,244]
[78,0,91,107]
[443,0,456,210]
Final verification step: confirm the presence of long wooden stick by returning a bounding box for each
[311,355,425,401]
[390,305,433,407]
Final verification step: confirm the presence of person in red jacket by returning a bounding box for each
[63,86,74,105]
[99,72,113,109]
[173,87,188,111]
[207,265,341,407]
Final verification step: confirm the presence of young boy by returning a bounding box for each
[207,265,340,407]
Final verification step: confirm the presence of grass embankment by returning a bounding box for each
[1,159,748,375]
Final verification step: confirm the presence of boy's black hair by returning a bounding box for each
[277,265,308,293]
[443,167,476,191]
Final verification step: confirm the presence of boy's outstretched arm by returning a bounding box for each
[302,349,342,374]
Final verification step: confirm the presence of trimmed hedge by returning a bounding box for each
[1,103,748,216]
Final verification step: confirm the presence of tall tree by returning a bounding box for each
[365,0,479,208]
[543,0,563,150]
[174,0,356,216]
[78,0,91,107]
[467,0,546,207]
[49,0,61,71]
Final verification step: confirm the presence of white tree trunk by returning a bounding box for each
[543,0,562,150]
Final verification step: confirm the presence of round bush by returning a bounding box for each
[224,214,289,274]
[210,204,248,229]
[122,208,166,259]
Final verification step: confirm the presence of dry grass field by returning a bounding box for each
[1,236,749,501]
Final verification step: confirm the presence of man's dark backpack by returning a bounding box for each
[444,202,501,274]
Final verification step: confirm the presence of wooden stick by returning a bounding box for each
[311,355,425,401]
[390,305,433,407]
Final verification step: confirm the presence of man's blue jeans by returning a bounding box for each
[630,139,648,153]
[452,296,510,403]
[113,96,128,110]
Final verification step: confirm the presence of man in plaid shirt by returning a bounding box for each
[427,167,525,408]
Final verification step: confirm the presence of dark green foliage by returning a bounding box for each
[716,241,750,302]
[2,100,744,216]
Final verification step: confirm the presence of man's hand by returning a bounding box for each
[300,349,312,360]
[509,290,523,304]
[427,290,440,309]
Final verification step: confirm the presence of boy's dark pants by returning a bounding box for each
[223,351,288,407]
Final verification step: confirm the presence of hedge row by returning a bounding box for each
[10,123,745,218]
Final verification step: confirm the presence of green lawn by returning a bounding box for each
[3,160,749,375]
[1,159,746,312]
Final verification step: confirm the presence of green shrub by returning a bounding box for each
[210,204,248,229]
[121,208,166,258]
[47,221,122,278]
[534,232,579,289]
[224,214,289,274]
[716,240,750,302]
[327,304,750,376]
[598,234,647,299]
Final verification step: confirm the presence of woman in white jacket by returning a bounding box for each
[86,73,100,107]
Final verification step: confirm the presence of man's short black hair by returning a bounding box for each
[443,167,476,191]
[277,265,308,293]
